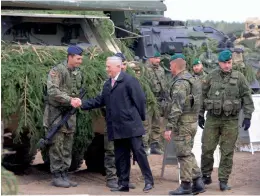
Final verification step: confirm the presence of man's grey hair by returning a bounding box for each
[107,56,122,67]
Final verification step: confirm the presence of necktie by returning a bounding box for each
[111,78,116,87]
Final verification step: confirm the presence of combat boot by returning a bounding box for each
[52,172,70,188]
[219,181,231,191]
[106,179,118,188]
[202,175,212,185]
[61,171,78,187]
[192,177,205,194]
[169,181,192,195]
[144,147,151,156]
[150,142,163,155]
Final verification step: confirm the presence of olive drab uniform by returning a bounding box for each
[192,71,207,81]
[200,69,254,183]
[43,60,82,175]
[166,70,202,183]
[143,63,166,153]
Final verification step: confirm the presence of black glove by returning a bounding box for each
[242,118,251,131]
[198,115,205,129]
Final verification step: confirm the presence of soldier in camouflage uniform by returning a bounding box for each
[144,52,166,155]
[192,58,207,80]
[199,50,255,191]
[164,54,205,195]
[43,46,84,188]
[199,49,218,74]
[104,52,135,189]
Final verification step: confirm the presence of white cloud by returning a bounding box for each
[164,0,260,22]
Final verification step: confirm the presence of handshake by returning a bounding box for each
[70,98,82,108]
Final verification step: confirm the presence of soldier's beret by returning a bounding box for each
[67,45,84,55]
[170,54,186,62]
[154,51,161,58]
[192,58,202,66]
[114,52,126,62]
[218,50,232,62]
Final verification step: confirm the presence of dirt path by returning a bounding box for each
[15,151,260,195]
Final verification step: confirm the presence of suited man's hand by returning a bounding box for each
[242,118,251,131]
[70,98,82,108]
[198,115,205,129]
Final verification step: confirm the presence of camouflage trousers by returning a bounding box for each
[142,109,164,148]
[44,105,75,173]
[201,116,238,182]
[173,121,201,182]
[104,128,117,181]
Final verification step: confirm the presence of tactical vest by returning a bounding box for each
[170,72,202,122]
[204,70,241,117]
[148,65,165,94]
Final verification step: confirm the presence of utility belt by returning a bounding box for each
[179,113,198,123]
[204,99,241,116]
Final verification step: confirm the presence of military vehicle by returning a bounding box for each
[1,1,167,174]
[233,18,260,91]
[1,11,121,174]
[235,17,260,48]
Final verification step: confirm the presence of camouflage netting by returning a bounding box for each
[1,42,159,169]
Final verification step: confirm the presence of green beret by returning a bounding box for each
[218,50,232,62]
[192,58,202,66]
[154,51,161,57]
[170,54,186,62]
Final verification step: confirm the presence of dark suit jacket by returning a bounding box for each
[81,71,146,141]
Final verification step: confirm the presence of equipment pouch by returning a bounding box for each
[204,99,213,111]
[232,99,241,115]
[213,100,222,115]
[223,100,233,116]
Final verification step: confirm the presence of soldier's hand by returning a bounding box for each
[164,130,172,142]
[198,115,205,129]
[70,98,82,108]
[242,118,251,131]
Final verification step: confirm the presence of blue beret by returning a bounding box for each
[114,52,126,62]
[218,50,232,62]
[170,54,186,62]
[67,45,83,55]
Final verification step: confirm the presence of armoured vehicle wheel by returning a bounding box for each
[84,133,106,175]
[2,129,37,174]
[69,154,84,171]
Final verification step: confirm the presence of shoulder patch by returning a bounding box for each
[49,67,58,78]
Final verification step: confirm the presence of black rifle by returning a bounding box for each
[37,89,87,150]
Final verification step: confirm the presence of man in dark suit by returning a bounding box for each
[80,56,154,192]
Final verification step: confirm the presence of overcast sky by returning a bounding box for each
[164,0,259,22]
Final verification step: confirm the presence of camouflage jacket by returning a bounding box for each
[47,60,83,107]
[192,70,207,81]
[166,70,198,132]
[145,64,166,96]
[199,69,254,119]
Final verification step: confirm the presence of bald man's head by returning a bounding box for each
[170,58,186,75]
[106,56,122,78]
